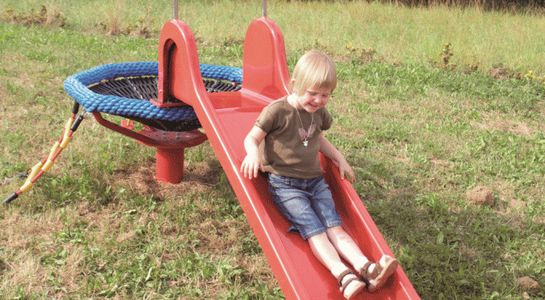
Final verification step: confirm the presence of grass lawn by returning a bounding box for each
[1,1,544,299]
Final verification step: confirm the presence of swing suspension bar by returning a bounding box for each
[172,0,178,20]
[262,0,267,17]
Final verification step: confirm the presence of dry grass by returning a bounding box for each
[1,5,65,27]
[1,252,46,296]
[122,159,220,193]
[0,211,64,297]
[474,119,533,136]
[104,0,123,36]
[380,0,545,11]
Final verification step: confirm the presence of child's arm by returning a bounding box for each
[240,126,267,180]
[319,134,355,182]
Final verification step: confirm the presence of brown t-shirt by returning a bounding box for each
[255,98,332,179]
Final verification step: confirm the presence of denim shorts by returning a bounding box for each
[268,173,342,240]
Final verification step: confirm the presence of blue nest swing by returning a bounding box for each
[64,61,242,131]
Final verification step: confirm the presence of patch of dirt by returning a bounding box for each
[115,230,137,243]
[0,211,64,250]
[497,213,526,231]
[393,153,412,166]
[508,198,526,211]
[57,244,85,294]
[1,207,102,297]
[76,201,96,217]
[459,244,479,260]
[1,172,27,186]
[533,215,545,225]
[490,180,516,202]
[1,71,35,91]
[489,66,514,80]
[97,5,155,38]
[494,197,527,230]
[193,218,248,255]
[239,255,276,286]
[431,158,451,168]
[517,276,540,291]
[466,186,494,206]
[115,158,222,200]
[387,187,417,201]
[0,258,8,275]
[378,100,420,116]
[0,251,48,296]
[473,118,533,137]
[501,121,532,136]
[487,181,534,230]
[0,81,7,101]
[80,205,123,242]
[159,222,180,236]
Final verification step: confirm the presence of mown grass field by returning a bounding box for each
[1,1,544,299]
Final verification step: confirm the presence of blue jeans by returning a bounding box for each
[268,173,342,240]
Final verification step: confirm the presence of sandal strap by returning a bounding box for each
[336,269,353,286]
[361,276,370,287]
[360,261,373,278]
[340,276,359,294]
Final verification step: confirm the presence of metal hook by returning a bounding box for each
[262,0,267,17]
[173,0,179,20]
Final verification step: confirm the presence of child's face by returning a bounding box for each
[297,86,332,113]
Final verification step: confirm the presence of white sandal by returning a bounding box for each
[337,269,366,299]
[359,260,379,283]
[367,255,399,293]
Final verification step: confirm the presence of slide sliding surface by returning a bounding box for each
[201,91,420,300]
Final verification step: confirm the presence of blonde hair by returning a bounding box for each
[290,50,337,96]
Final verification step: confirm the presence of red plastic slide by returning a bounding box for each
[156,16,420,300]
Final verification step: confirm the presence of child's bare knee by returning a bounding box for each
[326,226,347,240]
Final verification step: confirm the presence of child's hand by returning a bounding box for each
[338,159,355,183]
[241,126,266,180]
[240,154,262,180]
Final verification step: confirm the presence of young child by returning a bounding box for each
[240,50,399,299]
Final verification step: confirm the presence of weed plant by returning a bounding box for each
[1,1,544,299]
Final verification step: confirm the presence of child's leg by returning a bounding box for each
[308,232,365,299]
[309,179,374,275]
[325,226,374,274]
[326,226,399,292]
[267,175,365,298]
[308,232,348,275]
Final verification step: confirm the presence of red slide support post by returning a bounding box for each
[93,112,207,183]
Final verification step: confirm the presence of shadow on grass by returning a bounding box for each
[18,155,225,211]
[10,149,542,299]
[357,159,544,299]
